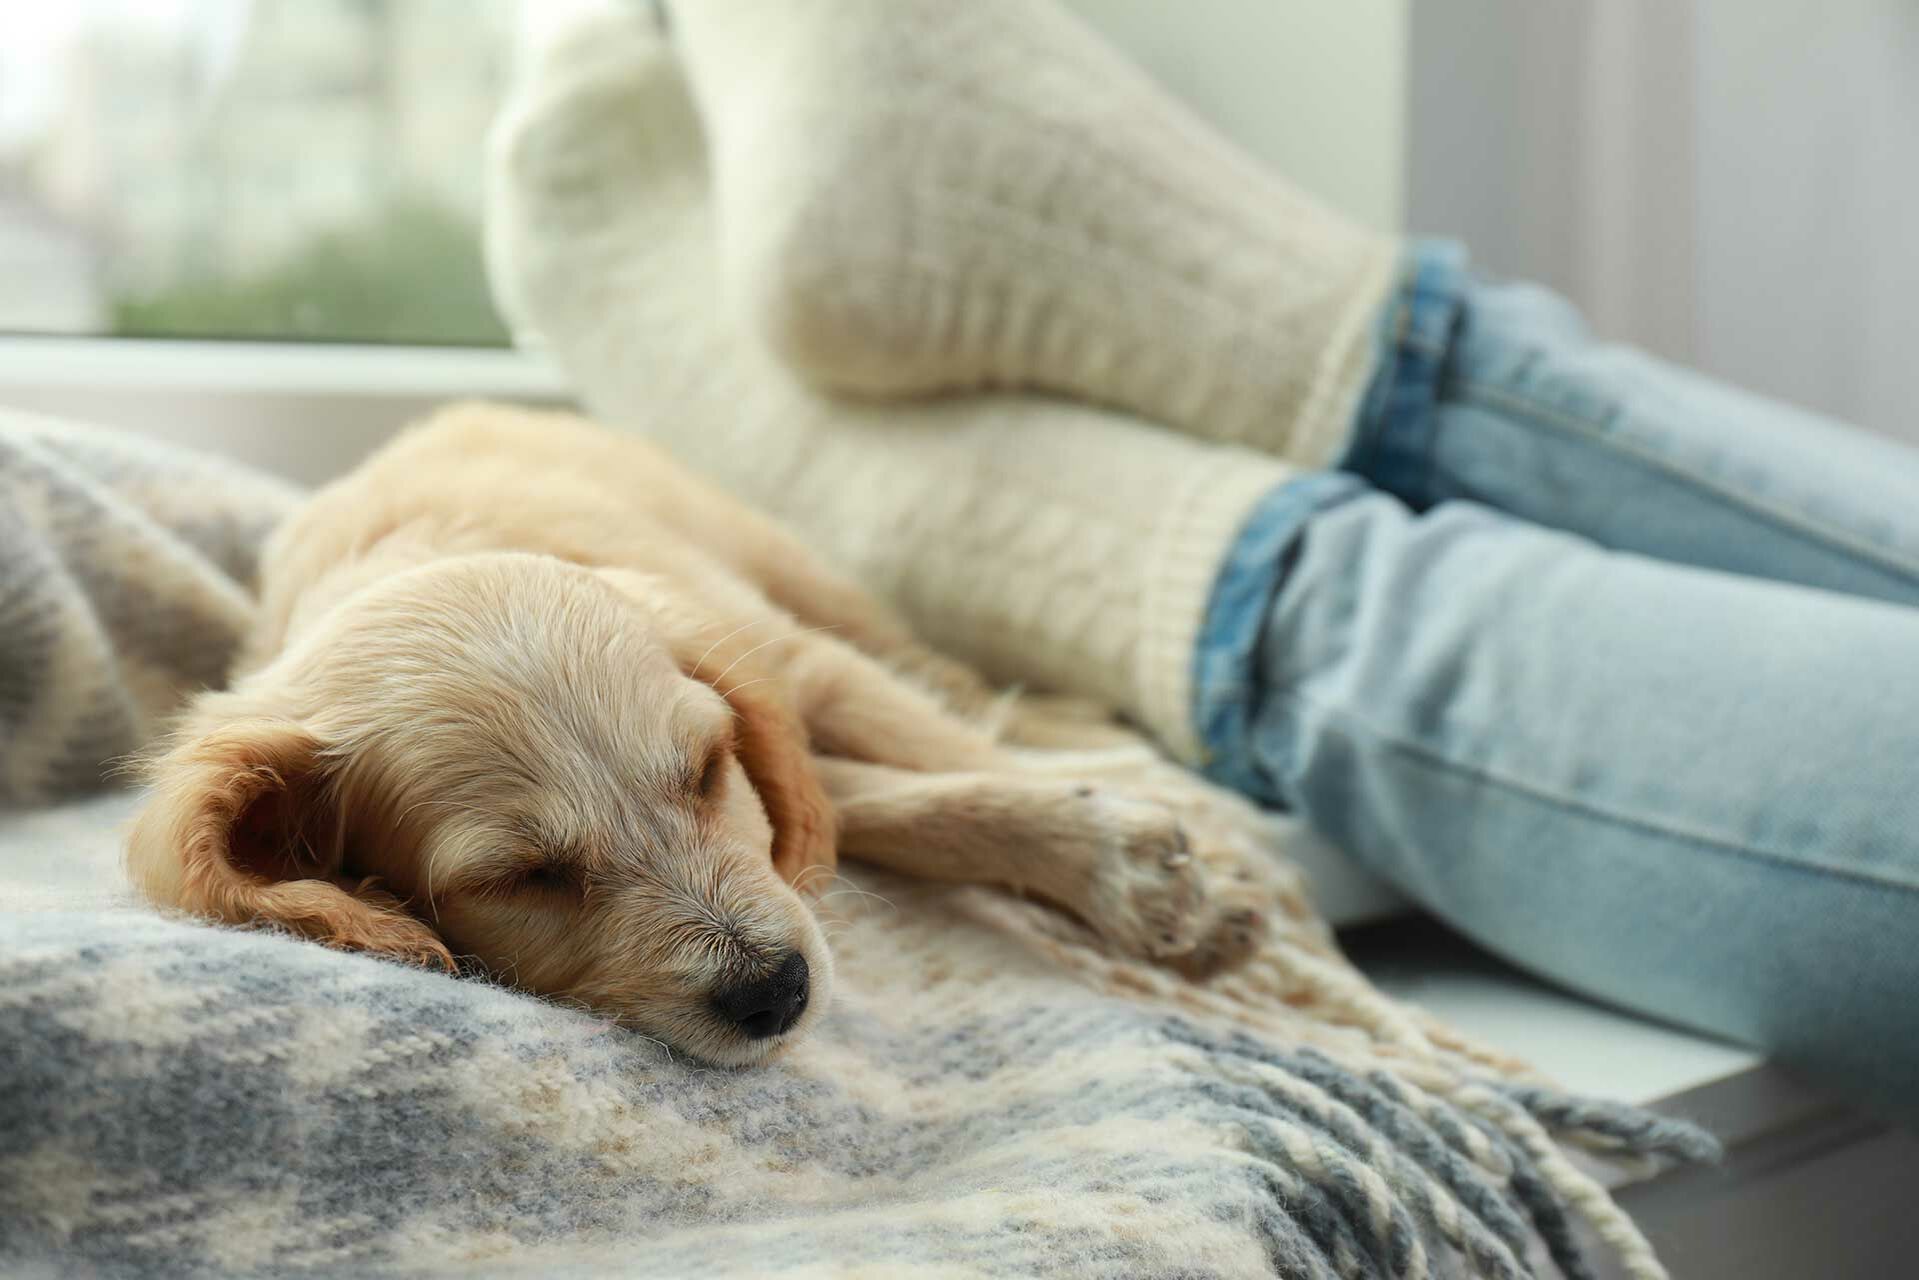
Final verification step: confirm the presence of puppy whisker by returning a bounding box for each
[817,885,898,913]
[706,624,840,689]
[688,616,767,679]
[790,863,840,893]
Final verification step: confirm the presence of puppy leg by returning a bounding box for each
[817,758,1206,960]
[787,631,1150,764]
[795,637,1279,975]
[788,635,1007,772]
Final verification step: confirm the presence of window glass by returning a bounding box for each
[0,0,545,345]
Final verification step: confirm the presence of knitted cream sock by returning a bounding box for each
[487,8,1295,762]
[662,0,1402,464]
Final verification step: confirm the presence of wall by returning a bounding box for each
[1409,0,1919,447]
[1692,2,1919,444]
[1064,0,1407,231]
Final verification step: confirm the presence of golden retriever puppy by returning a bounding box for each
[128,405,1277,1065]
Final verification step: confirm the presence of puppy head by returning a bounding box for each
[128,553,835,1066]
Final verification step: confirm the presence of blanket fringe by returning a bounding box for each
[952,884,1717,1280]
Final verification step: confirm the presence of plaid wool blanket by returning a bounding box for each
[0,417,1714,1279]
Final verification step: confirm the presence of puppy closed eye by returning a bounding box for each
[469,851,584,901]
[693,740,734,799]
[510,862,581,895]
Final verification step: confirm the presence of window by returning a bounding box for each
[0,0,564,347]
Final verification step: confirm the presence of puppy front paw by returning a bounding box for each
[1167,879,1270,980]
[1070,790,1210,960]
[1126,783,1288,981]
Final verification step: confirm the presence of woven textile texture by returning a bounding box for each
[0,422,1714,1278]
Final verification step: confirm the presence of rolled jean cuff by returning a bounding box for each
[1190,470,1369,804]
[1339,238,1471,506]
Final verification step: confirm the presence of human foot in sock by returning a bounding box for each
[665,0,1401,460]
[488,9,1303,976]
[488,8,1298,764]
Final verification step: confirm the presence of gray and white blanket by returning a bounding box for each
[0,418,1714,1279]
[0,411,298,806]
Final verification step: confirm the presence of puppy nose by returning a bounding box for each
[712,952,810,1039]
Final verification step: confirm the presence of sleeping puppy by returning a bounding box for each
[128,405,1281,1065]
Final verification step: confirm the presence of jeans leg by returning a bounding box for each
[1196,478,1919,1113]
[1346,242,1919,606]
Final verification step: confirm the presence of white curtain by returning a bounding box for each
[1409,0,1919,446]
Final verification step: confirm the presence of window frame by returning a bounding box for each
[0,335,571,485]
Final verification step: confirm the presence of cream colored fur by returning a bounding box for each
[128,405,1285,1065]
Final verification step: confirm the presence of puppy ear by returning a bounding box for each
[714,674,839,890]
[127,710,453,970]
[592,568,840,891]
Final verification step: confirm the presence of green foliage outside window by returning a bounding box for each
[109,199,510,347]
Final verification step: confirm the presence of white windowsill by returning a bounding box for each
[0,336,574,484]
[0,335,568,399]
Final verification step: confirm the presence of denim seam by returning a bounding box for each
[1274,687,1919,897]
[1456,380,1919,586]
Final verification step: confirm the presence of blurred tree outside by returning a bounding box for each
[109,197,509,346]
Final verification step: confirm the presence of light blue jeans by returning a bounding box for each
[1194,242,1919,1113]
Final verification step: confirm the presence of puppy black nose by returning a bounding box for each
[712,952,809,1039]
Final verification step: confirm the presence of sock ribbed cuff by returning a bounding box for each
[1286,246,1400,470]
[1137,450,1296,762]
